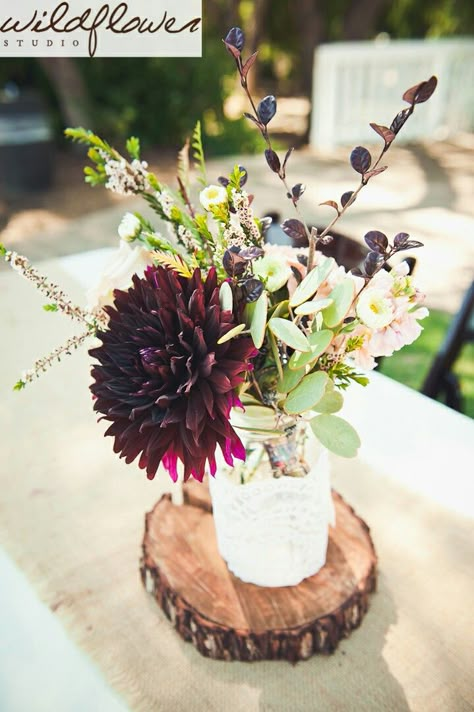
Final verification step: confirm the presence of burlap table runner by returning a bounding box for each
[1,263,473,711]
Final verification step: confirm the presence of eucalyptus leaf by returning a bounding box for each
[268,318,310,352]
[232,404,276,431]
[217,323,246,344]
[240,393,261,406]
[313,387,344,414]
[289,259,335,307]
[219,281,233,312]
[294,298,333,316]
[285,371,328,414]
[310,414,360,457]
[233,426,282,436]
[277,365,305,394]
[322,279,355,328]
[270,299,289,319]
[289,329,333,370]
[245,291,267,349]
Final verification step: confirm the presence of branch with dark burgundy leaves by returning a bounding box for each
[223,27,437,273]
[318,74,437,242]
[223,27,315,263]
[351,229,424,309]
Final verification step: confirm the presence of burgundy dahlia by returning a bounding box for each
[89,266,256,482]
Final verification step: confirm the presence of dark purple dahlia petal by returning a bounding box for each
[90,266,256,482]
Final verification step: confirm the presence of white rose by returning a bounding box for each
[356,288,394,330]
[86,240,155,312]
[199,184,228,211]
[117,212,142,242]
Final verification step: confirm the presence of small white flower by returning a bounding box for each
[356,288,394,330]
[118,213,141,242]
[253,253,292,292]
[199,184,228,211]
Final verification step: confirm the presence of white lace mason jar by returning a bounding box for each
[209,415,335,587]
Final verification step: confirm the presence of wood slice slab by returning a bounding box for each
[140,484,377,662]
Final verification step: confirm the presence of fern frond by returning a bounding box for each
[152,252,195,278]
[189,252,200,271]
[191,121,207,187]
[177,138,190,192]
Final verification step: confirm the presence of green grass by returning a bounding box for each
[379,309,474,418]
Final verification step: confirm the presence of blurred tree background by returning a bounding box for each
[0,0,472,154]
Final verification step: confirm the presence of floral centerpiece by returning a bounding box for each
[2,28,437,586]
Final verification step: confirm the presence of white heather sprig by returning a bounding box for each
[15,331,90,390]
[223,224,246,247]
[177,225,200,252]
[2,249,106,328]
[101,151,150,195]
[156,190,174,218]
[231,188,261,244]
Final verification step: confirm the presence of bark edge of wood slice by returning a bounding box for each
[140,484,377,663]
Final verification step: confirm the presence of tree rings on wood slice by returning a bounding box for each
[140,485,377,662]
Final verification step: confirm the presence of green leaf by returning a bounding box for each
[0,243,7,257]
[338,318,359,334]
[126,136,140,160]
[193,213,214,246]
[217,323,246,344]
[219,281,233,312]
[352,374,370,387]
[267,329,284,382]
[268,317,310,352]
[87,147,101,163]
[313,384,344,413]
[43,303,59,312]
[294,298,333,316]
[233,404,276,431]
[277,365,305,394]
[245,291,268,349]
[322,279,355,328]
[284,371,328,414]
[147,173,160,191]
[13,380,26,391]
[240,393,261,407]
[142,232,177,253]
[229,164,248,191]
[83,165,107,187]
[289,329,333,370]
[310,414,361,457]
[234,426,282,436]
[289,259,335,307]
[269,299,289,319]
[64,127,113,156]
